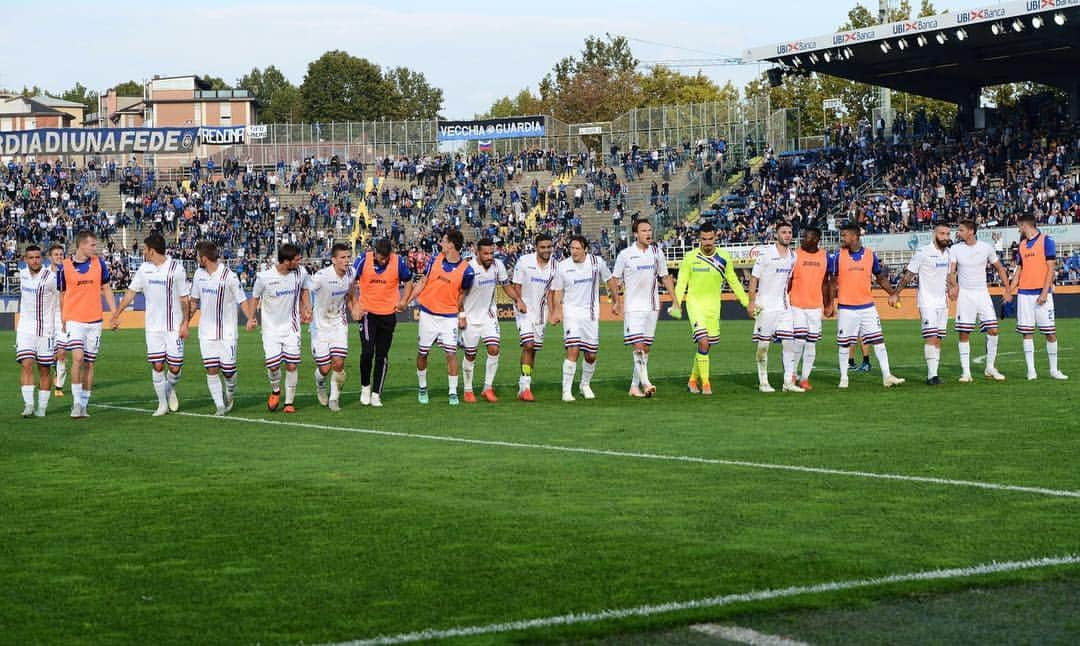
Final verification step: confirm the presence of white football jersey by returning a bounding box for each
[613,243,668,312]
[129,257,190,333]
[191,265,247,341]
[552,255,612,320]
[17,266,60,336]
[949,241,998,291]
[750,244,795,311]
[310,265,355,334]
[463,257,509,323]
[511,252,556,321]
[253,267,310,334]
[906,243,951,309]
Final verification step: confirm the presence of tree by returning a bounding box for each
[113,80,143,97]
[537,34,641,122]
[300,50,396,122]
[918,0,939,18]
[639,67,740,107]
[199,75,230,90]
[60,82,97,112]
[384,67,444,120]
[237,66,301,123]
[480,88,545,119]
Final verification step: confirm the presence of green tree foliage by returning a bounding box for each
[300,50,396,122]
[199,75,230,91]
[384,67,444,120]
[113,80,143,97]
[60,82,97,112]
[237,66,303,124]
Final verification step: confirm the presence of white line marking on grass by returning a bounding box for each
[691,624,810,646]
[324,555,1080,645]
[92,404,1080,499]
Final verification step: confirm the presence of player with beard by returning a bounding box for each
[891,222,954,385]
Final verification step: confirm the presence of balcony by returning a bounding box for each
[194,89,252,100]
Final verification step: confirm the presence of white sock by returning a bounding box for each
[1023,338,1036,375]
[801,343,817,381]
[582,360,597,387]
[781,340,796,383]
[80,389,90,408]
[330,369,345,401]
[562,358,576,392]
[634,350,651,387]
[958,341,971,376]
[314,368,326,388]
[71,382,83,404]
[756,341,770,385]
[462,359,475,392]
[448,374,458,395]
[986,334,999,371]
[793,339,806,377]
[631,354,640,389]
[21,385,34,407]
[37,389,50,412]
[166,370,181,391]
[284,369,298,404]
[873,343,891,377]
[267,368,282,392]
[1047,340,1059,374]
[519,368,531,391]
[484,354,499,388]
[417,368,428,389]
[152,370,168,406]
[55,361,66,388]
[838,347,849,381]
[207,375,224,409]
[925,345,939,379]
[223,374,238,395]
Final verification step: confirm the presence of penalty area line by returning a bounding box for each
[92,404,1080,500]
[325,555,1080,645]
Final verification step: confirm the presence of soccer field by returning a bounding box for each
[2,319,1079,645]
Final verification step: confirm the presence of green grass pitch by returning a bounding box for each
[2,319,1078,644]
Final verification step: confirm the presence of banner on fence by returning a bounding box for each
[437,116,545,141]
[0,126,252,155]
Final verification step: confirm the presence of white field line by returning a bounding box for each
[324,555,1080,646]
[691,624,810,646]
[93,404,1080,499]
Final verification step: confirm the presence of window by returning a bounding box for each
[220,102,231,121]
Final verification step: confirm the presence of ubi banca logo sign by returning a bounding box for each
[776,40,818,54]
[956,7,1007,23]
[833,29,876,45]
[892,18,939,33]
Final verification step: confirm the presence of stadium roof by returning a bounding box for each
[744,0,1080,104]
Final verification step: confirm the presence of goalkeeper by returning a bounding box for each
[670,222,750,395]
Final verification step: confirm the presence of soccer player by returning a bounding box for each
[57,230,113,419]
[310,244,356,412]
[461,238,524,403]
[549,235,619,402]
[511,233,556,401]
[411,230,475,405]
[1012,213,1068,380]
[16,246,59,417]
[111,233,191,417]
[748,221,803,393]
[788,226,829,390]
[47,244,69,398]
[352,238,415,408]
[247,244,312,413]
[947,219,1011,382]
[890,222,953,385]
[827,222,904,389]
[671,222,749,395]
[613,219,676,398]
[188,241,253,415]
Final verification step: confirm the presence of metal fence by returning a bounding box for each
[184,98,774,169]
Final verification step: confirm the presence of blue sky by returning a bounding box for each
[0,1,965,117]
